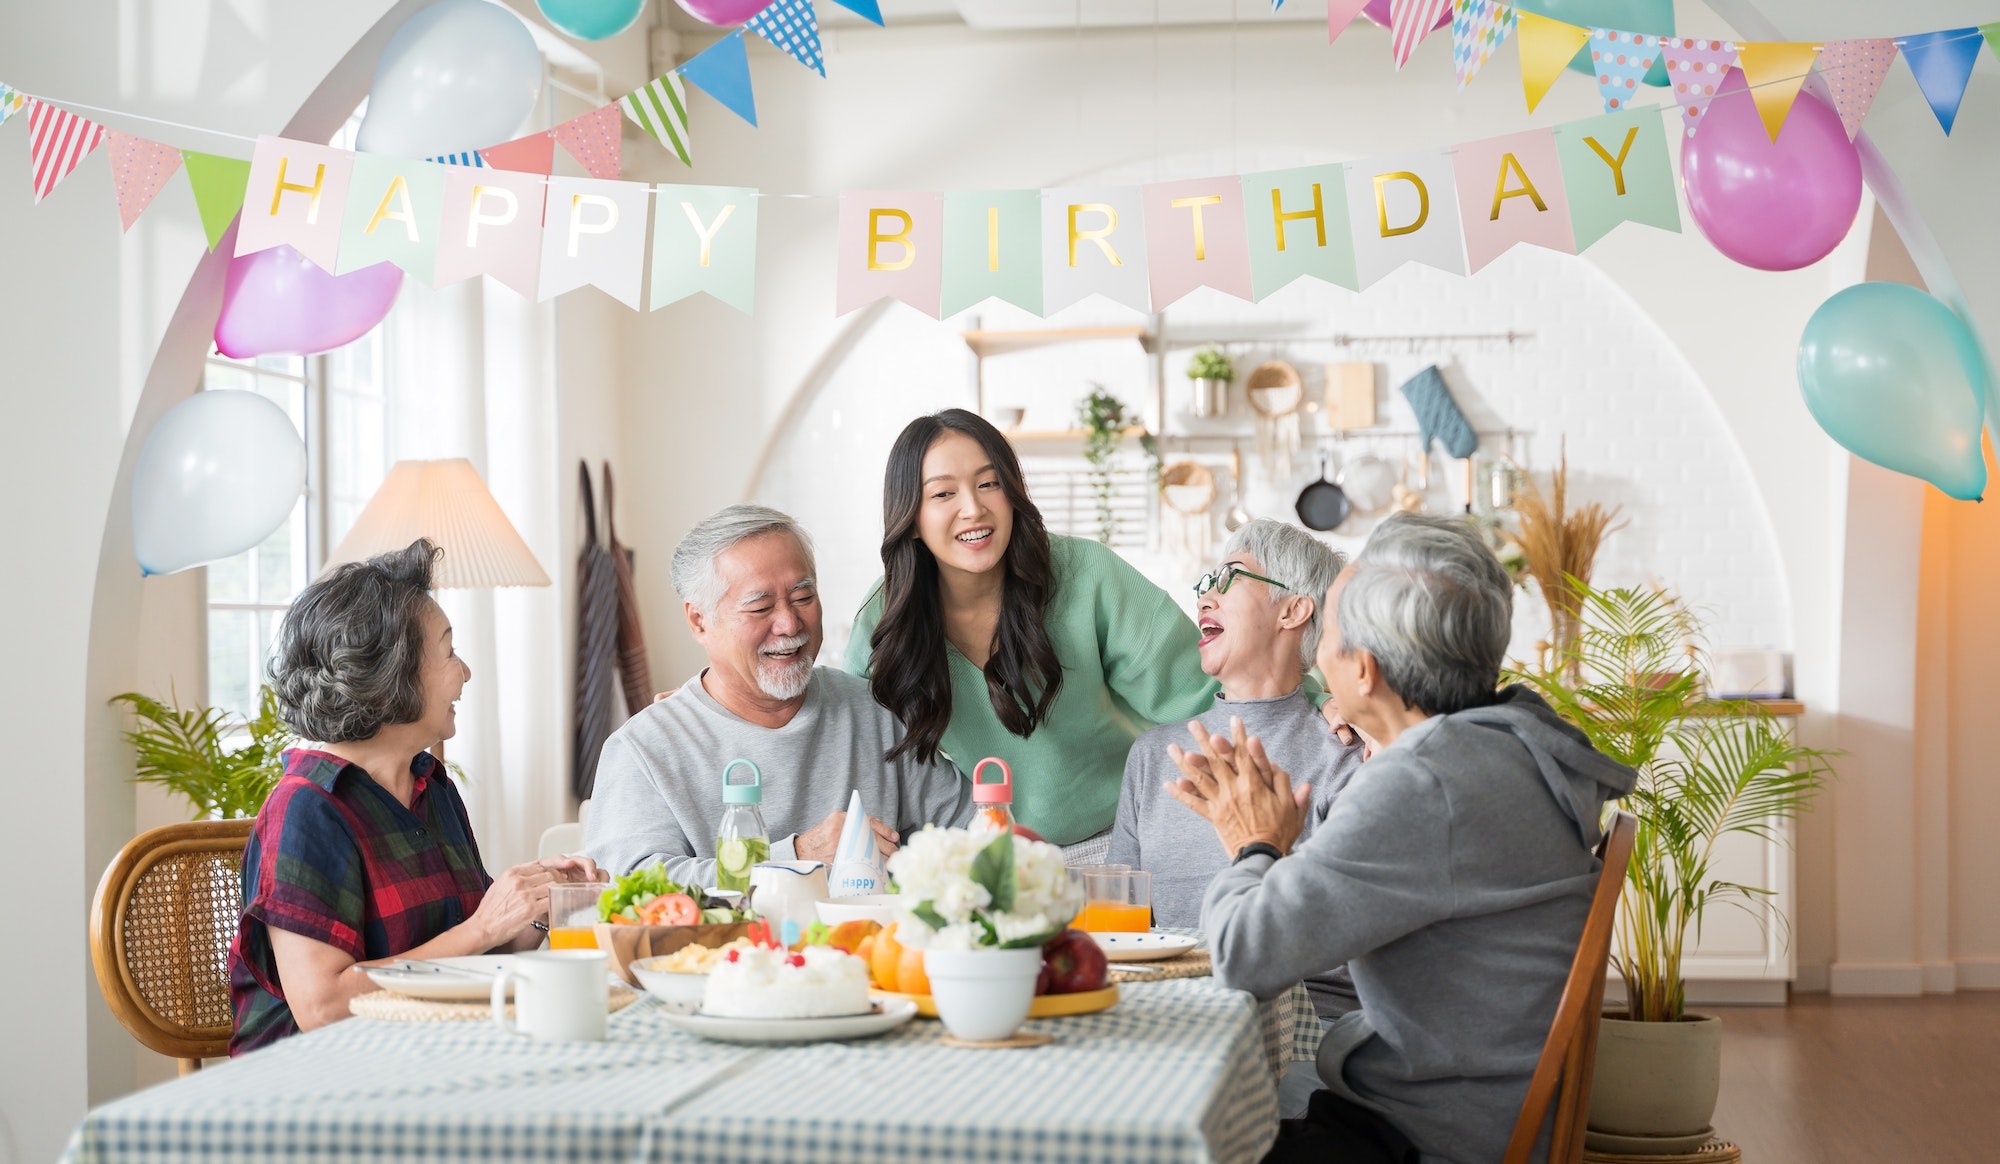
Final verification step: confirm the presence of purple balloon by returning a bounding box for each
[214,245,403,359]
[1359,0,1450,32]
[674,0,769,23]
[1681,69,1862,272]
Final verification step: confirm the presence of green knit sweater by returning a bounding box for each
[843,535,1218,846]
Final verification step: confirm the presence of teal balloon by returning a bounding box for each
[1797,283,1989,501]
[535,0,646,40]
[1513,0,1676,87]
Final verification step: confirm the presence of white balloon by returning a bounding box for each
[131,391,308,576]
[355,0,543,159]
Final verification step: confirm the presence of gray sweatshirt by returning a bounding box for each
[1108,688,1366,1013]
[584,667,976,885]
[1201,686,1637,1164]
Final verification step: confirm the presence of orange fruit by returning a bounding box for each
[869,923,903,990]
[855,935,876,965]
[896,945,931,997]
[826,919,880,953]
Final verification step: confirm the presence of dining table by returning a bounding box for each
[62,970,1314,1164]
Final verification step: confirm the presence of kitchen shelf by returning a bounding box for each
[961,326,1153,360]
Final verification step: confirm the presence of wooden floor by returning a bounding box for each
[1710,993,2000,1162]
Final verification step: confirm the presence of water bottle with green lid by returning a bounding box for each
[715,758,769,894]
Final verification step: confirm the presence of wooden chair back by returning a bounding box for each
[1502,809,1638,1164]
[89,819,254,1074]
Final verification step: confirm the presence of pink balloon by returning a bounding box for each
[214,246,402,359]
[674,0,769,23]
[1359,0,1451,32]
[1680,69,1862,272]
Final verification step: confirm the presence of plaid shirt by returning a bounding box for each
[227,748,493,1056]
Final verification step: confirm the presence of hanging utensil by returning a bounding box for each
[1224,445,1252,532]
[1294,451,1352,532]
[1336,452,1397,514]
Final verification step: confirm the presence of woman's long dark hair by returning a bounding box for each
[871,409,1064,763]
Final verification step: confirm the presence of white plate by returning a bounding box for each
[815,894,900,927]
[1089,932,1200,962]
[365,955,518,1001]
[629,959,709,1013]
[661,998,919,1044]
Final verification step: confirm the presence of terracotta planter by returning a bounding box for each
[1587,1011,1722,1141]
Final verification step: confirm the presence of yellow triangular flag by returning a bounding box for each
[1735,41,1823,141]
[1517,12,1593,114]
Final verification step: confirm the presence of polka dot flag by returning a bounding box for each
[552,103,623,180]
[104,129,183,231]
[747,0,825,78]
[1590,28,1661,113]
[1817,38,1899,141]
[1660,38,1739,136]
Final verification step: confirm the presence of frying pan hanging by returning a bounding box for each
[1295,453,1351,531]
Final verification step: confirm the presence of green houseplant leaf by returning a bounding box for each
[968,830,1017,915]
[112,685,296,820]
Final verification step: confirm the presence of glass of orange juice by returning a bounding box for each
[1073,867,1151,933]
[547,882,608,950]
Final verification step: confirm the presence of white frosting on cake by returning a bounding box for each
[701,945,872,1019]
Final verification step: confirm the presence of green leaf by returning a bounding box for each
[999,928,1062,949]
[911,900,950,932]
[968,831,1017,914]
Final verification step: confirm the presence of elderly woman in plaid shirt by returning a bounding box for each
[226,539,600,1055]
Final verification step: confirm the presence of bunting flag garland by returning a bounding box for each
[0,83,26,127]
[1451,1,1517,89]
[747,0,826,78]
[428,151,486,167]
[1391,0,1454,68]
[1816,39,1897,141]
[181,151,251,251]
[680,30,759,128]
[824,0,884,26]
[1658,38,1738,136]
[481,130,556,175]
[1518,13,1593,113]
[1734,41,1822,141]
[621,73,693,168]
[1984,22,2000,59]
[553,104,623,181]
[1589,29,1661,113]
[1899,29,1983,136]
[104,130,183,231]
[1329,0,1372,45]
[25,99,106,203]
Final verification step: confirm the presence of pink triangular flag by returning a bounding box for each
[552,104,622,181]
[480,130,556,176]
[104,130,183,231]
[25,98,106,204]
[1817,38,1898,140]
[1329,0,1370,44]
[1390,0,1453,68]
[1658,37,1738,136]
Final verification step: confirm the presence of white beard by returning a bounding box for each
[755,636,815,700]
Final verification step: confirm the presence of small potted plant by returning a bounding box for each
[886,824,1082,1041]
[1185,346,1234,418]
[111,685,296,819]
[1076,386,1159,546]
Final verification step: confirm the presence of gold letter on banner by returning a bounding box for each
[1584,127,1640,196]
[270,156,326,224]
[1170,194,1224,261]
[567,193,619,258]
[466,185,518,247]
[1271,184,1327,253]
[1068,203,1123,267]
[365,175,419,241]
[1489,153,1549,221]
[987,207,1001,272]
[1374,172,1429,238]
[682,202,736,268]
[867,208,916,271]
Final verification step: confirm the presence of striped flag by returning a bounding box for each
[25,99,106,203]
[0,83,26,127]
[747,0,825,77]
[620,73,693,167]
[1391,0,1453,69]
[427,151,487,167]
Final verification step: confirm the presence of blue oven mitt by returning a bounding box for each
[1399,365,1478,458]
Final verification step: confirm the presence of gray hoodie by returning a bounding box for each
[1201,686,1637,1164]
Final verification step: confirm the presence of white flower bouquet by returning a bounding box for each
[886,823,1082,952]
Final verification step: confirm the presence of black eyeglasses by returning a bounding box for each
[1192,564,1290,598]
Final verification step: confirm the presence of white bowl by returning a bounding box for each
[815,895,900,927]
[629,958,709,1013]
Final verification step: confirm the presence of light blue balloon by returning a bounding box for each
[536,0,647,41]
[131,391,309,576]
[356,0,543,159]
[1513,0,1676,87]
[1797,282,1989,502]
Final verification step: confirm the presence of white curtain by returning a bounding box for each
[381,280,567,873]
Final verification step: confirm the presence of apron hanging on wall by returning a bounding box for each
[572,462,621,801]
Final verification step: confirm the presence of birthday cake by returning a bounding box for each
[701,945,873,1019]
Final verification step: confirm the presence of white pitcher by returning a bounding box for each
[748,860,830,944]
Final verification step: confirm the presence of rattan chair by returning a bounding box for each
[90,819,253,1074]
[1502,810,1639,1164]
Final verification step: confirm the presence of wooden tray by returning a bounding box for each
[871,983,1120,1019]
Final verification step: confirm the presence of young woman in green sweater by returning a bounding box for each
[843,409,1219,851]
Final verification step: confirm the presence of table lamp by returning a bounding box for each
[324,458,551,588]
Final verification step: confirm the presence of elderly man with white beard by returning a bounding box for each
[586,505,974,887]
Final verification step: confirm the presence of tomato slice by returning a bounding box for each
[639,892,700,927]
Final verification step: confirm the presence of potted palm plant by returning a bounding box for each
[111,686,296,819]
[1511,583,1833,1149]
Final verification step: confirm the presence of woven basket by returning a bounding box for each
[594,922,756,987]
[1159,461,1217,514]
[1246,361,1303,417]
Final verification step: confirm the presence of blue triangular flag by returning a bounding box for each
[678,29,758,128]
[1899,28,1982,135]
[747,0,825,78]
[824,0,884,25]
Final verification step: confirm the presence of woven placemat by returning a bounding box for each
[352,987,642,1023]
[1108,949,1212,984]
[1582,1139,1740,1164]
[941,1030,1054,1050]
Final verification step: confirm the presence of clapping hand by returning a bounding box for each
[796,810,899,863]
[1165,717,1309,858]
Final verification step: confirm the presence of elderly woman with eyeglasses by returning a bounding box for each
[226,539,600,1056]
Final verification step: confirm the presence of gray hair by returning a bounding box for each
[268,538,440,743]
[670,504,818,615]
[1335,513,1512,715]
[1220,519,1347,670]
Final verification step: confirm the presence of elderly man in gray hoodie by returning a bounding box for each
[1166,513,1636,1164]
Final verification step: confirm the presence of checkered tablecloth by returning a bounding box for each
[63,976,1281,1164]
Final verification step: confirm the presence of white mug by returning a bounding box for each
[490,949,609,1042]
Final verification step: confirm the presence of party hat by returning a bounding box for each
[829,790,887,897]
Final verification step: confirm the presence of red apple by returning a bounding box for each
[1040,928,1108,994]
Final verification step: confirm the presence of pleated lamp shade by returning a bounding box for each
[325,459,551,589]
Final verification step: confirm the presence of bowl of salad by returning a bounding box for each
[592,862,760,987]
